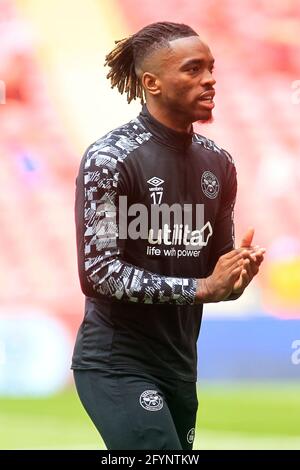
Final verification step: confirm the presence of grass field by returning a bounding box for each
[1,383,300,450]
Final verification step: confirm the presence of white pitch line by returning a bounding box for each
[194,430,300,450]
[24,432,300,450]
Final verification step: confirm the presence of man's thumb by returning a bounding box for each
[240,227,255,247]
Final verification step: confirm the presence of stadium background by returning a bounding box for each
[0,0,299,449]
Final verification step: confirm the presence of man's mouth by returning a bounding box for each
[198,90,215,101]
[198,90,215,109]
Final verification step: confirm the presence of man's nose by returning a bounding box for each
[201,70,216,87]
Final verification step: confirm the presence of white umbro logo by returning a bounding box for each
[147,176,164,187]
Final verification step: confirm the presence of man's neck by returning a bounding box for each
[146,101,193,134]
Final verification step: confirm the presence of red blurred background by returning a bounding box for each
[0,0,299,395]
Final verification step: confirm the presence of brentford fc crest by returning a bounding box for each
[201,171,220,199]
[187,427,195,444]
[139,390,163,411]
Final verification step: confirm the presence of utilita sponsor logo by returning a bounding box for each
[148,222,213,247]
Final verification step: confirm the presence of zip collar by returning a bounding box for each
[138,105,194,151]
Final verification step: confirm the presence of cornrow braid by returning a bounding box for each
[105,21,198,104]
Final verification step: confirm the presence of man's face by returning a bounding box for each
[145,36,216,124]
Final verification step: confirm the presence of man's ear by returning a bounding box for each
[142,72,161,97]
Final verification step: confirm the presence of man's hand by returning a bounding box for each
[196,249,250,303]
[195,228,266,303]
[231,227,265,296]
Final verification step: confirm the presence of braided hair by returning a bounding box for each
[105,21,198,104]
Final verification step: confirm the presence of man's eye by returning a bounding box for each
[188,66,200,73]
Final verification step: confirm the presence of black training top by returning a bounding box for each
[71,105,237,381]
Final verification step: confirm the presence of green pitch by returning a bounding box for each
[1,383,300,450]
